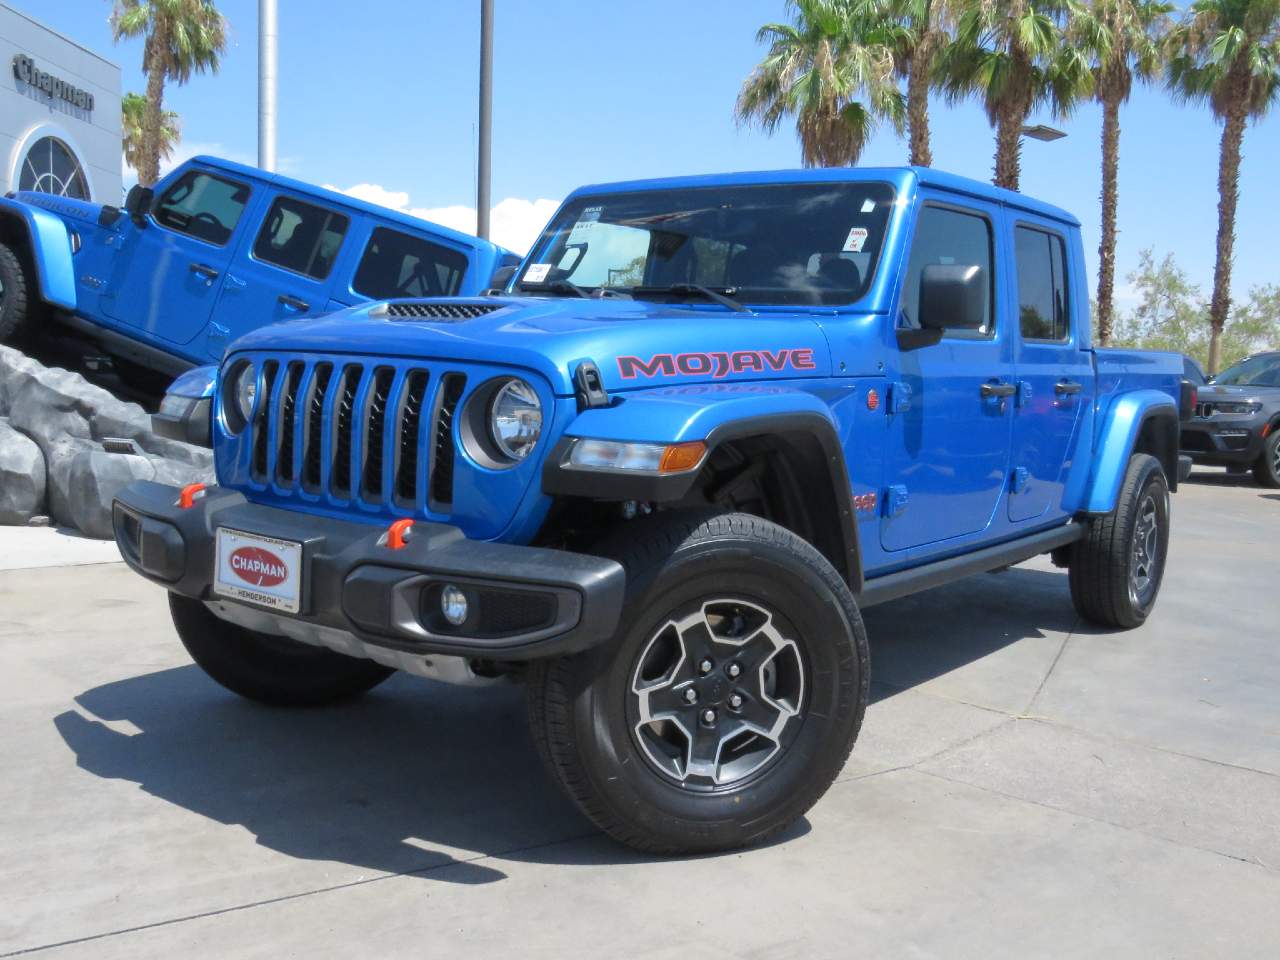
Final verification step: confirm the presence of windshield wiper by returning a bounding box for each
[633,283,750,313]
[523,278,592,299]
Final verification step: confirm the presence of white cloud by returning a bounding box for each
[123,141,257,186]
[326,183,559,255]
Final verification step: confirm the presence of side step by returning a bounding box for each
[857,522,1086,609]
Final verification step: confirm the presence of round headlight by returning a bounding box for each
[489,378,542,460]
[224,361,257,432]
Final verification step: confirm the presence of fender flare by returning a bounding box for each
[543,395,862,589]
[0,196,77,310]
[1083,389,1180,514]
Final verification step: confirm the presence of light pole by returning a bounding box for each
[258,0,278,172]
[477,0,493,240]
[1020,124,1067,142]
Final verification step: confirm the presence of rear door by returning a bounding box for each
[207,192,350,356]
[1007,219,1094,523]
[880,196,1014,554]
[104,167,254,347]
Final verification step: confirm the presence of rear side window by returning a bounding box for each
[899,205,994,336]
[153,170,249,246]
[253,196,349,280]
[1015,226,1070,342]
[353,228,469,300]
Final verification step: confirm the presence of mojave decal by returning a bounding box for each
[617,349,818,380]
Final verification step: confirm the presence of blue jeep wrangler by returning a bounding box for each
[0,156,516,384]
[112,167,1192,854]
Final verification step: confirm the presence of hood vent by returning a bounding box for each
[383,301,503,321]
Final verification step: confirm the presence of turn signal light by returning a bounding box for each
[568,438,708,474]
[658,442,707,473]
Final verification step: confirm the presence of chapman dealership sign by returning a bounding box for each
[12,54,95,113]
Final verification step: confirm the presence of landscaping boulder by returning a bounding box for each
[0,418,46,524]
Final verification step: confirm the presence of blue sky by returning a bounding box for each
[30,0,1279,302]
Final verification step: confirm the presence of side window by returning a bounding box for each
[253,196,349,280]
[1182,357,1206,385]
[352,227,470,300]
[153,170,250,246]
[1015,225,1070,341]
[899,205,994,336]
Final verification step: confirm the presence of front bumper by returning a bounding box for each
[1180,417,1268,464]
[112,481,625,660]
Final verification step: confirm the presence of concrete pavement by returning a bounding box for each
[0,470,1276,958]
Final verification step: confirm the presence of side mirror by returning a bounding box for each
[488,264,517,290]
[124,184,154,225]
[918,263,987,331]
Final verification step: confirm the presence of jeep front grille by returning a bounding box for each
[384,301,503,321]
[242,357,468,513]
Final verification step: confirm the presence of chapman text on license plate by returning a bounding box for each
[214,528,303,614]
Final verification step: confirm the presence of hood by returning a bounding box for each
[228,296,836,396]
[13,191,105,227]
[1198,383,1280,403]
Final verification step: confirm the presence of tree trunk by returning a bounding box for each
[1208,100,1247,374]
[907,44,933,167]
[993,109,1024,191]
[139,28,168,187]
[1096,96,1121,346]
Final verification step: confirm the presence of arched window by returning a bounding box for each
[18,136,90,200]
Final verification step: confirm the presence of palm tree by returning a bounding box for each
[883,0,955,166]
[111,1,228,187]
[939,0,1093,190]
[1166,0,1280,373]
[736,0,905,167]
[121,92,181,176]
[1072,0,1172,346]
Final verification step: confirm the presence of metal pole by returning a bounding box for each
[477,0,493,239]
[258,0,278,172]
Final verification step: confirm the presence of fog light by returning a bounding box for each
[441,584,468,625]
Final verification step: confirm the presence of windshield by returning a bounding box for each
[1214,354,1280,387]
[517,182,896,307]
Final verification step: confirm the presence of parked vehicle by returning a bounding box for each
[1180,351,1280,487]
[0,156,516,385]
[112,166,1192,854]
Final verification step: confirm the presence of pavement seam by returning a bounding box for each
[0,830,601,959]
[1022,615,1079,716]
[908,765,1276,875]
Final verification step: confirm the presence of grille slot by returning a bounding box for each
[430,374,467,510]
[385,301,502,321]
[361,367,396,501]
[250,360,279,482]
[331,364,363,497]
[301,363,333,492]
[274,361,305,484]
[395,370,430,505]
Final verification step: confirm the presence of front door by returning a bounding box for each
[104,167,254,348]
[1007,220,1093,523]
[881,199,1014,554]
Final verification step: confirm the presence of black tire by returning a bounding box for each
[0,241,32,342]
[1069,453,1170,628]
[1252,431,1280,488]
[527,511,868,854]
[169,594,394,706]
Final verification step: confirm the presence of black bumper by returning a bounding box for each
[1180,419,1267,464]
[112,481,626,660]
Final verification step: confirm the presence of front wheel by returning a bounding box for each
[0,242,32,342]
[1069,454,1170,628]
[1252,431,1280,488]
[169,594,394,706]
[528,512,868,854]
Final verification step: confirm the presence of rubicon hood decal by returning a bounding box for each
[618,348,818,380]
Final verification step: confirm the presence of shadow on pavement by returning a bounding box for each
[53,667,807,885]
[1184,471,1258,488]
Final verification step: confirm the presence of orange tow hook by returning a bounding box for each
[386,518,415,550]
[178,483,206,509]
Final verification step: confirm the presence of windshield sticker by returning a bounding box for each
[524,263,552,284]
[860,199,876,213]
[617,349,818,380]
[842,227,868,253]
[567,205,603,243]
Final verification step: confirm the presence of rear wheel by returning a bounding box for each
[0,242,32,342]
[1252,431,1280,488]
[528,512,868,854]
[169,594,394,706]
[1069,454,1170,628]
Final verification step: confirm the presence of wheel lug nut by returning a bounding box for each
[727,662,741,679]
[683,688,698,704]
[702,709,716,724]
[728,693,743,709]
[698,658,713,674]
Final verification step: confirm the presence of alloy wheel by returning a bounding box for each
[1129,493,1161,607]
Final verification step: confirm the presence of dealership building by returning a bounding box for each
[2,3,122,203]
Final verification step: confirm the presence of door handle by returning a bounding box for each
[189,262,219,280]
[1055,379,1083,396]
[980,381,1017,399]
[278,294,310,312]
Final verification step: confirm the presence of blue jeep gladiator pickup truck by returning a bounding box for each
[112,167,1192,854]
[0,156,516,384]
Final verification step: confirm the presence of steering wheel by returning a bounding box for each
[192,211,224,231]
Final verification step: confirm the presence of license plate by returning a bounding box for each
[213,528,303,614]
